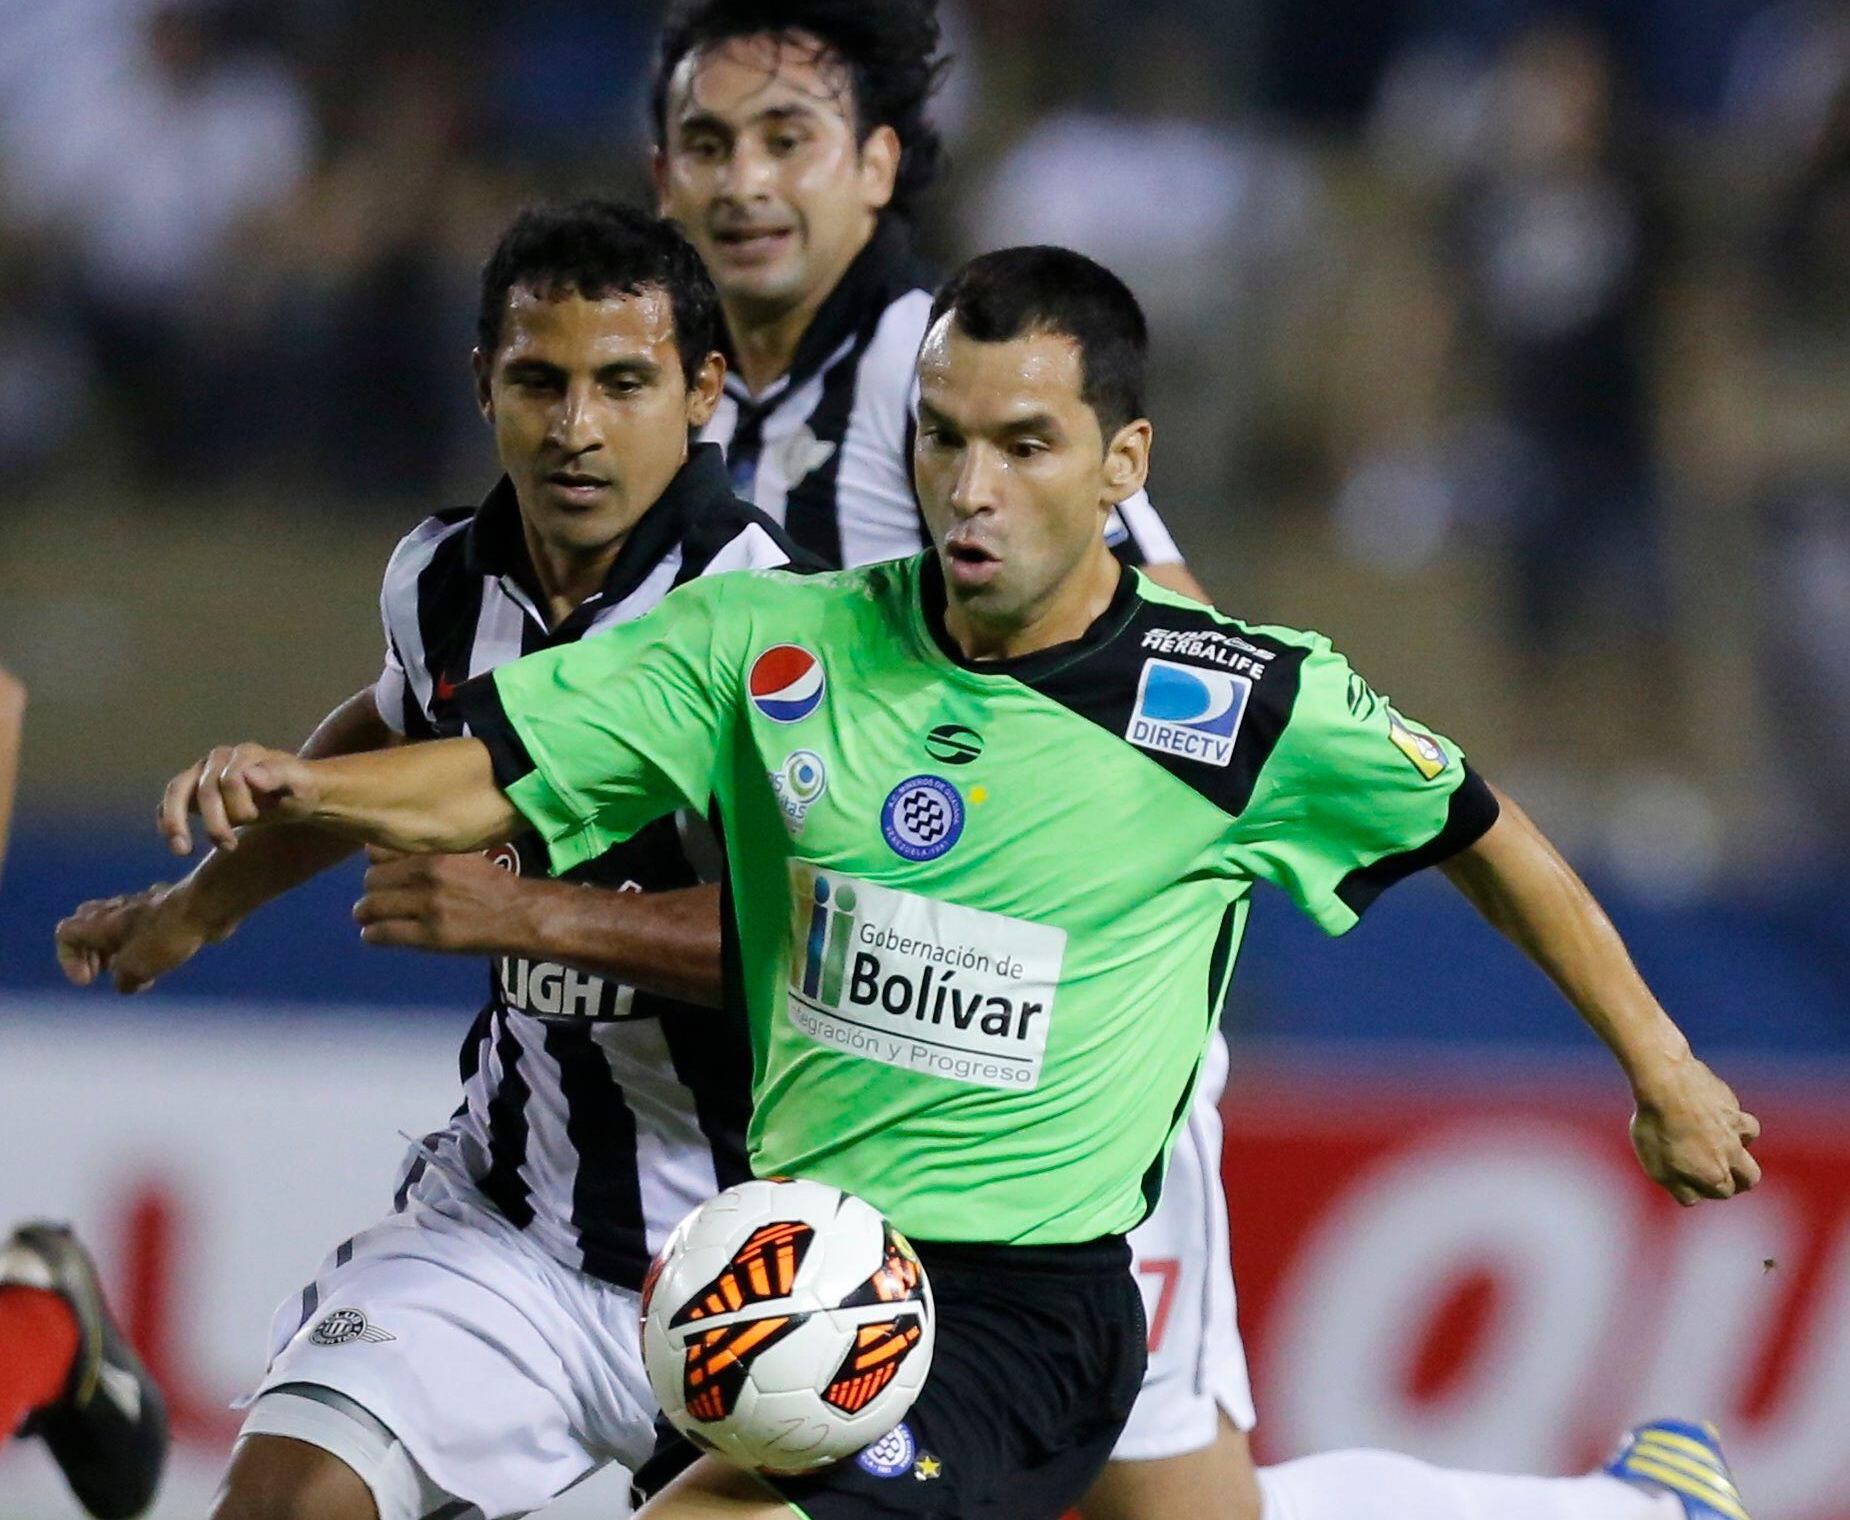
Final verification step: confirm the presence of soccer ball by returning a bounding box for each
[640,1178,935,1474]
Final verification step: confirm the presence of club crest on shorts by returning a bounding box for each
[749,645,826,723]
[881,776,963,862]
[308,1308,395,1347]
[1126,659,1250,768]
[855,1421,917,1479]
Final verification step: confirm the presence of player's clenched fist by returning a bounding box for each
[158,743,320,855]
[54,883,217,993]
[1628,1054,1762,1206]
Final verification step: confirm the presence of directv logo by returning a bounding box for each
[1126,659,1250,768]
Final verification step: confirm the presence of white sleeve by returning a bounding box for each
[374,632,409,737]
[373,514,464,735]
[835,289,933,567]
[1105,488,1184,566]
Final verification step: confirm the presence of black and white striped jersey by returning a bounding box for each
[700,216,1184,572]
[373,444,801,1290]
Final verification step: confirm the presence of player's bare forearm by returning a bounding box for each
[356,858,725,1006]
[175,687,401,935]
[0,664,24,880]
[1440,786,1686,1083]
[287,737,518,854]
[59,687,404,992]
[1442,784,1761,1203]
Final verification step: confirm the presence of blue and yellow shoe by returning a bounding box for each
[1605,1419,1751,1520]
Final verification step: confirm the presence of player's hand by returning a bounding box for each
[158,744,319,855]
[354,848,533,957]
[54,881,218,993]
[1629,1055,1762,1206]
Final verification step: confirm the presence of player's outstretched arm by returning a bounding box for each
[0,662,24,882]
[158,734,516,858]
[1441,785,1761,1206]
[352,857,724,1007]
[57,687,399,993]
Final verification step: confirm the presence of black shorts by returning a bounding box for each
[634,1234,1146,1520]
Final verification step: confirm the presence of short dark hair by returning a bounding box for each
[651,0,949,220]
[929,247,1149,435]
[477,200,720,381]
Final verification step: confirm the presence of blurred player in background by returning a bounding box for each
[1,666,169,1520]
[0,1220,169,1520]
[56,202,810,1520]
[0,662,21,878]
[147,245,1762,1520]
[647,8,1760,1520]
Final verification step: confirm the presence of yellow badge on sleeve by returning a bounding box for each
[1387,710,1449,780]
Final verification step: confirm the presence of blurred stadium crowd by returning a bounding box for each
[2,0,1847,895]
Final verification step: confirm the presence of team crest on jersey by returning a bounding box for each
[1126,659,1250,768]
[881,776,964,861]
[749,645,826,723]
[309,1308,394,1347]
[1387,709,1449,779]
[855,1421,917,1479]
[770,749,829,833]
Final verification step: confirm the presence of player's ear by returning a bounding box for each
[684,350,726,429]
[1101,418,1152,506]
[858,124,900,213]
[471,348,495,422]
[650,145,671,215]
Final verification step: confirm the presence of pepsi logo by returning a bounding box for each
[749,645,827,723]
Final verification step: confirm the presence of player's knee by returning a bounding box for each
[210,1434,380,1520]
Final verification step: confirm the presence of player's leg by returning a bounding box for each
[224,1170,658,1520]
[634,1455,797,1518]
[1082,1411,1261,1520]
[209,1427,382,1520]
[0,1222,168,1519]
[1087,1063,1710,1520]
[1254,1450,1688,1520]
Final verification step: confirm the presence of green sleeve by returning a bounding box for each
[1232,637,1498,935]
[455,577,739,875]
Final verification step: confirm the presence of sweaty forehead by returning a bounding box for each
[498,284,677,358]
[917,319,1088,419]
[669,30,856,126]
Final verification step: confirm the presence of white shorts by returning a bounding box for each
[236,1158,655,1520]
[1113,1032,1256,1461]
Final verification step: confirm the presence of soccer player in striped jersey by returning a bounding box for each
[54,202,810,1520]
[650,0,1205,595]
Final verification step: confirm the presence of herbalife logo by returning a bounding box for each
[786,867,1066,1092]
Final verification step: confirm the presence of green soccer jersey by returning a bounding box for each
[459,554,1498,1245]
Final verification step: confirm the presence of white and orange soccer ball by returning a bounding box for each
[640,1178,936,1474]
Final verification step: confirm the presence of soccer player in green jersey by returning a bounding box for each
[157,247,1762,1520]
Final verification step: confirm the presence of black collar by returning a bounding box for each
[722,216,932,400]
[462,442,735,617]
[918,551,1141,683]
